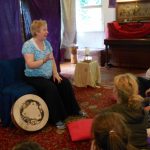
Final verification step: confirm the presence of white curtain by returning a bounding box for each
[60,0,76,48]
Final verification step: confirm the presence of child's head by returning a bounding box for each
[114,73,143,110]
[91,112,129,150]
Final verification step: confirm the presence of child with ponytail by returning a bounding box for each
[91,112,138,150]
[99,73,149,149]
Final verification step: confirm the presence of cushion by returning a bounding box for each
[67,119,93,141]
[0,57,25,88]
[2,82,36,97]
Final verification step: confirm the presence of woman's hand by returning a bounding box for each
[53,73,62,83]
[51,53,61,83]
[43,53,53,63]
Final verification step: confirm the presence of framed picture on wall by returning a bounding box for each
[116,0,150,23]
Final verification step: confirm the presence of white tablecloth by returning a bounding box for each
[73,61,101,87]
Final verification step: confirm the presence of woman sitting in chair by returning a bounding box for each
[22,19,86,130]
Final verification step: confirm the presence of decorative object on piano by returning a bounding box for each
[11,94,49,132]
[84,47,92,63]
[107,21,150,39]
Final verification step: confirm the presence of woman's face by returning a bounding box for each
[36,25,48,40]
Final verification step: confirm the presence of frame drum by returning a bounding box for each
[11,94,49,131]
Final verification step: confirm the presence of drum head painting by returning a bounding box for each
[11,94,49,131]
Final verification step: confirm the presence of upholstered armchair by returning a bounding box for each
[0,57,36,127]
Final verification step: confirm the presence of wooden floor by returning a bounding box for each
[60,61,146,86]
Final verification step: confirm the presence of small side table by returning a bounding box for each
[73,61,101,87]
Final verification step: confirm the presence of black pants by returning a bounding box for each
[138,77,150,97]
[25,75,80,123]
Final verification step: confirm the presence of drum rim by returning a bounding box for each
[11,94,49,132]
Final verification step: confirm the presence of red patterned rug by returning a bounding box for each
[0,86,116,150]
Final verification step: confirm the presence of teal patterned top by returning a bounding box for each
[22,38,53,79]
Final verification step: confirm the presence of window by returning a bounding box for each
[76,0,103,32]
